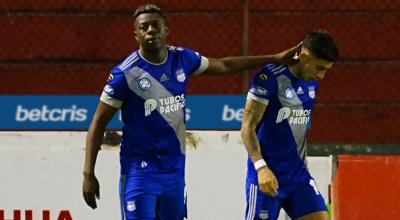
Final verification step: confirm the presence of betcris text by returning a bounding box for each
[222,105,244,122]
[15,105,87,122]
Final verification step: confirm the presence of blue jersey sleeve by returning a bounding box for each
[180,47,203,76]
[100,68,129,108]
[247,67,278,105]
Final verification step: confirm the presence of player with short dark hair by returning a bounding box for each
[241,30,338,220]
[82,4,301,220]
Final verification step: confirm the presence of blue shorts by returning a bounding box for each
[119,173,186,220]
[245,177,327,220]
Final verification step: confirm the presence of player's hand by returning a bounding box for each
[273,42,302,65]
[257,166,279,197]
[82,173,100,209]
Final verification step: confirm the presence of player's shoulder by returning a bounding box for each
[167,45,185,52]
[264,63,289,76]
[253,64,282,81]
[115,50,140,72]
[167,45,199,57]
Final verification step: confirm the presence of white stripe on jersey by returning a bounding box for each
[246,184,258,220]
[119,57,139,71]
[118,53,138,70]
[247,92,270,106]
[120,52,137,65]
[274,66,287,74]
[100,92,123,108]
[270,64,284,72]
[193,56,209,75]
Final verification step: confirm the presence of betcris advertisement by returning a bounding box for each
[0,96,245,130]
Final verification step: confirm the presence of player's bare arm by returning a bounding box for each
[241,99,279,197]
[203,43,301,75]
[82,102,118,209]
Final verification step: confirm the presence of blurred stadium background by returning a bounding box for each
[1,0,399,146]
[1,1,399,219]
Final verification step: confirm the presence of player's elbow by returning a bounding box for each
[206,58,236,74]
[220,58,237,73]
[211,57,236,74]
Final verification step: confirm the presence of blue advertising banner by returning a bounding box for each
[0,95,246,130]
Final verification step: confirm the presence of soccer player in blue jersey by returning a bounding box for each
[240,30,338,220]
[82,4,300,220]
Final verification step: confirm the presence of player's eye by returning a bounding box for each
[138,23,163,32]
[154,23,164,29]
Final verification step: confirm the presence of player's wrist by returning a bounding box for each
[83,171,95,177]
[254,159,267,171]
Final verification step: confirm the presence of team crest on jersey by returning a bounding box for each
[138,78,151,90]
[141,161,148,168]
[176,69,186,82]
[127,201,136,212]
[259,210,269,219]
[285,87,294,99]
[308,86,315,99]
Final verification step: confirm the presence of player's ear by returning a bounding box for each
[164,26,169,36]
[133,19,139,42]
[298,51,309,62]
[133,30,139,42]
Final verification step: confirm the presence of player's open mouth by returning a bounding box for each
[146,37,159,44]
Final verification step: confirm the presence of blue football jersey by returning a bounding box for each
[246,63,319,183]
[100,46,209,176]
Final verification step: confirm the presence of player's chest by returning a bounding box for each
[277,82,316,109]
[134,65,188,95]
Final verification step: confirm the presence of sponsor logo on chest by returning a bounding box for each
[276,107,311,125]
[144,94,186,117]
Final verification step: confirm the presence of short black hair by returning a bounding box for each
[133,4,163,19]
[303,29,339,62]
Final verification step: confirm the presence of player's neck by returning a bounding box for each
[139,47,168,64]
[288,63,302,79]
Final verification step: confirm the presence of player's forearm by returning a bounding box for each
[83,121,106,176]
[240,126,264,163]
[219,55,278,73]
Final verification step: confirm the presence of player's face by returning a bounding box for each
[134,13,168,51]
[298,52,333,81]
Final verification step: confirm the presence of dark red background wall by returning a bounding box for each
[1,0,399,144]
